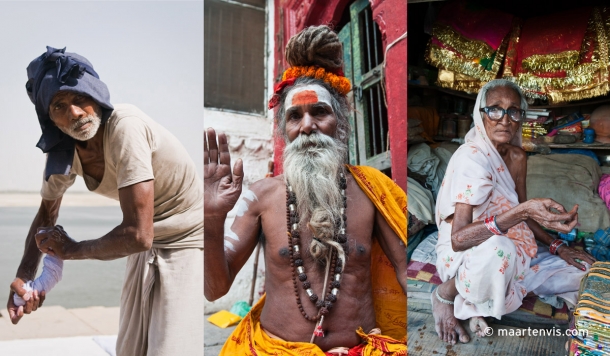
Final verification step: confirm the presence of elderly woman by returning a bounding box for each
[432,79,596,344]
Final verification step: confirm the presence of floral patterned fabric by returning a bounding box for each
[436,221,587,319]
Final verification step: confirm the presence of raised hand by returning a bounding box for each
[204,128,244,218]
[524,198,578,234]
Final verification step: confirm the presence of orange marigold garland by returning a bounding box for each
[268,66,351,109]
[283,66,351,95]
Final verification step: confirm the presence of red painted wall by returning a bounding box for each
[371,0,407,191]
[272,0,407,191]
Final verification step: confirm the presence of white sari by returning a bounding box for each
[434,80,587,319]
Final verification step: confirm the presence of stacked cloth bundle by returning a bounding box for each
[569,262,610,355]
[407,143,453,199]
[407,178,435,232]
[426,1,610,104]
[407,173,436,261]
[407,118,427,144]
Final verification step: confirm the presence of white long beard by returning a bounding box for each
[283,133,348,265]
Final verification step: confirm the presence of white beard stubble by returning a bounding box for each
[59,107,103,141]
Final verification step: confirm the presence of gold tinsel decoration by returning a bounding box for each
[425,7,610,104]
[578,16,597,64]
[432,24,495,60]
[516,62,600,90]
[548,82,610,102]
[502,19,523,77]
[545,7,610,103]
[426,44,496,81]
[521,51,580,72]
[436,69,485,94]
[429,32,509,94]
[426,39,508,83]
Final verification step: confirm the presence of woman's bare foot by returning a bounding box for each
[431,280,470,344]
[468,316,489,337]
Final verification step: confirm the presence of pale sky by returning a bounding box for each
[0,0,203,192]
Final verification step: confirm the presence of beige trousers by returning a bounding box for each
[116,247,203,356]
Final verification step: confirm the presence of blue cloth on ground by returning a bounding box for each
[588,245,610,261]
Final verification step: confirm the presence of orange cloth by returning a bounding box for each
[219,166,407,355]
[346,165,407,340]
[219,295,406,356]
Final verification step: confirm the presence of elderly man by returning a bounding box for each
[204,26,407,355]
[7,47,203,356]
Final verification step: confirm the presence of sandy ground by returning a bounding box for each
[0,193,120,207]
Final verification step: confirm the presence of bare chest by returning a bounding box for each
[258,178,378,347]
[76,148,105,182]
[260,178,377,282]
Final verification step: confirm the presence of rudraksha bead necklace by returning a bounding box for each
[285,172,348,340]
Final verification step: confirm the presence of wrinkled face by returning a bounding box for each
[284,84,337,142]
[482,86,522,148]
[49,91,103,141]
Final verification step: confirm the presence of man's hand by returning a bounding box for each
[7,278,45,325]
[35,225,77,260]
[524,199,578,234]
[204,128,244,218]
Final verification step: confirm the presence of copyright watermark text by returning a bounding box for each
[494,327,587,338]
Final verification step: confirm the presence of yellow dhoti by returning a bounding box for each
[220,295,406,356]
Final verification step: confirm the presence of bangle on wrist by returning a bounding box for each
[484,215,507,235]
[549,239,566,255]
[494,216,508,234]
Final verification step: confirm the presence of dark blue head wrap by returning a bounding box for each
[26,46,114,181]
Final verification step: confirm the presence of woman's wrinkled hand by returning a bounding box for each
[524,198,578,234]
[557,245,596,271]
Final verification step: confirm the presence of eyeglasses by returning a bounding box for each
[479,106,525,122]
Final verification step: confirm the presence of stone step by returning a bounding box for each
[0,306,119,340]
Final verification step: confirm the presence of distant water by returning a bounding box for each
[0,206,126,308]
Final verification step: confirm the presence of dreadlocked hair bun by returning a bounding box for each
[285,25,343,71]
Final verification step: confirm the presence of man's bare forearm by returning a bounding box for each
[56,181,155,261]
[204,216,234,301]
[63,223,153,261]
[17,199,61,280]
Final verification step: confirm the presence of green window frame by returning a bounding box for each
[339,0,390,175]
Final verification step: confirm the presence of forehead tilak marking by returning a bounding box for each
[285,84,333,111]
[292,90,318,106]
